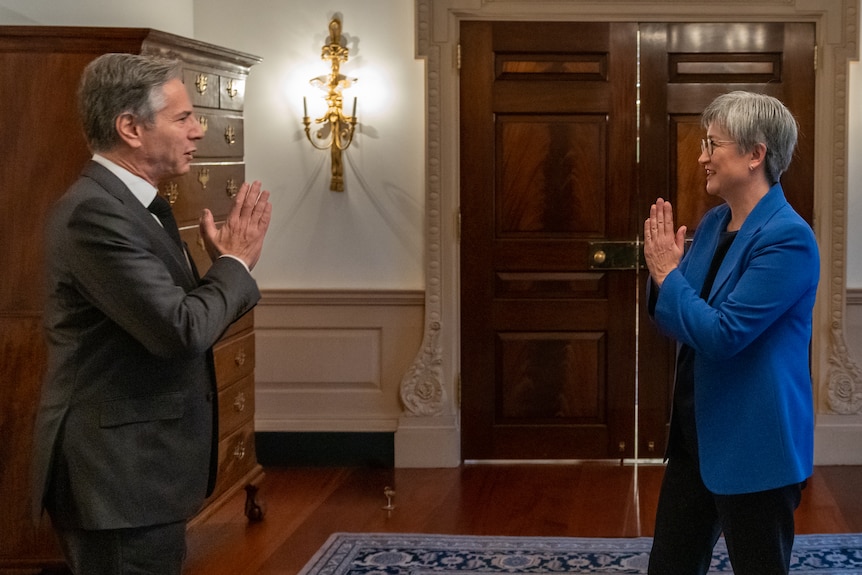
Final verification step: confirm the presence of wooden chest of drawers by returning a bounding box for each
[201,310,264,522]
[0,26,262,571]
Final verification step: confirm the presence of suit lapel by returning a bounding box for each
[82,162,198,290]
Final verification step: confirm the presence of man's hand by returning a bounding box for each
[199,180,272,270]
[643,197,686,287]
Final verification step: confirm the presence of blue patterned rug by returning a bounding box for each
[298,532,862,574]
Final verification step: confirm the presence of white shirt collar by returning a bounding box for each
[91,154,158,208]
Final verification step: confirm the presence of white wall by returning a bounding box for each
[193,0,426,291]
[0,0,425,291]
[0,0,193,36]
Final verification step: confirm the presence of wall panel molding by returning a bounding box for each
[254,289,424,434]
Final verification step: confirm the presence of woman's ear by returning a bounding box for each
[748,141,767,171]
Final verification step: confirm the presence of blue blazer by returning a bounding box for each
[652,183,819,495]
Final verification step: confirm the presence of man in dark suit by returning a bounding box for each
[30,53,272,574]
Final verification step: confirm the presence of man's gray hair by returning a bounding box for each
[701,91,798,184]
[78,53,183,152]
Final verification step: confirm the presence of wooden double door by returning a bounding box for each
[460,21,815,460]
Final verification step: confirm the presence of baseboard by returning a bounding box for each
[255,431,395,467]
[814,414,862,465]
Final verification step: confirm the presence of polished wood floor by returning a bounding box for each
[183,464,862,575]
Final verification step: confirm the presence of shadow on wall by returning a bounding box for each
[277,141,423,257]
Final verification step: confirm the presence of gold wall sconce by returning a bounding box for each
[302,17,357,192]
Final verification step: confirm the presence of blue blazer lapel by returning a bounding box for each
[706,184,788,302]
[681,204,728,298]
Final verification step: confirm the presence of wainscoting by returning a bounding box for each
[253,289,862,467]
[847,289,862,353]
[253,290,424,464]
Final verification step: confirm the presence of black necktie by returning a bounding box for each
[147,194,183,249]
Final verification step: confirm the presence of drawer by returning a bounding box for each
[183,68,220,109]
[176,230,262,282]
[212,421,257,498]
[221,310,253,340]
[196,111,244,158]
[219,76,245,111]
[213,331,255,388]
[218,373,255,439]
[159,162,245,226]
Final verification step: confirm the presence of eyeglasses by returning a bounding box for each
[700,138,736,157]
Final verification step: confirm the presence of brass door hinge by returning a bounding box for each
[456,43,462,70]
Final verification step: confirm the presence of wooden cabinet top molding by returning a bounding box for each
[0,26,262,74]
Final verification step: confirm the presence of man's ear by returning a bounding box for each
[115,113,143,149]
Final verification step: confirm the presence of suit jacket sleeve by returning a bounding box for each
[63,188,259,357]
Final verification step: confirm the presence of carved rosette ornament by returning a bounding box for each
[400,321,445,416]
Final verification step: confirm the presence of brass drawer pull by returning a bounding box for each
[160,182,179,206]
[195,73,208,95]
[233,438,246,460]
[225,78,238,99]
[224,124,236,145]
[233,391,246,412]
[226,178,238,199]
[199,115,208,134]
[235,347,246,366]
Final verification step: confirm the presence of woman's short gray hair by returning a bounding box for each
[78,53,183,153]
[701,91,798,184]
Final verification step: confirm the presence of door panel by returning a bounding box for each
[460,21,638,460]
[460,21,815,461]
[498,117,607,235]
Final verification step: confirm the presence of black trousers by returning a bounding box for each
[647,450,804,575]
[53,520,187,575]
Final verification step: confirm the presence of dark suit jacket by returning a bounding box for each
[31,161,261,530]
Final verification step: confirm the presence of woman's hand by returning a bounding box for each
[643,198,687,287]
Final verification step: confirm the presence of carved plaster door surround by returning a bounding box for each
[394,0,861,467]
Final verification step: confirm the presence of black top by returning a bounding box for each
[671,230,738,458]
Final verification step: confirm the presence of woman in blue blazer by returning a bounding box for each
[644,92,819,575]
